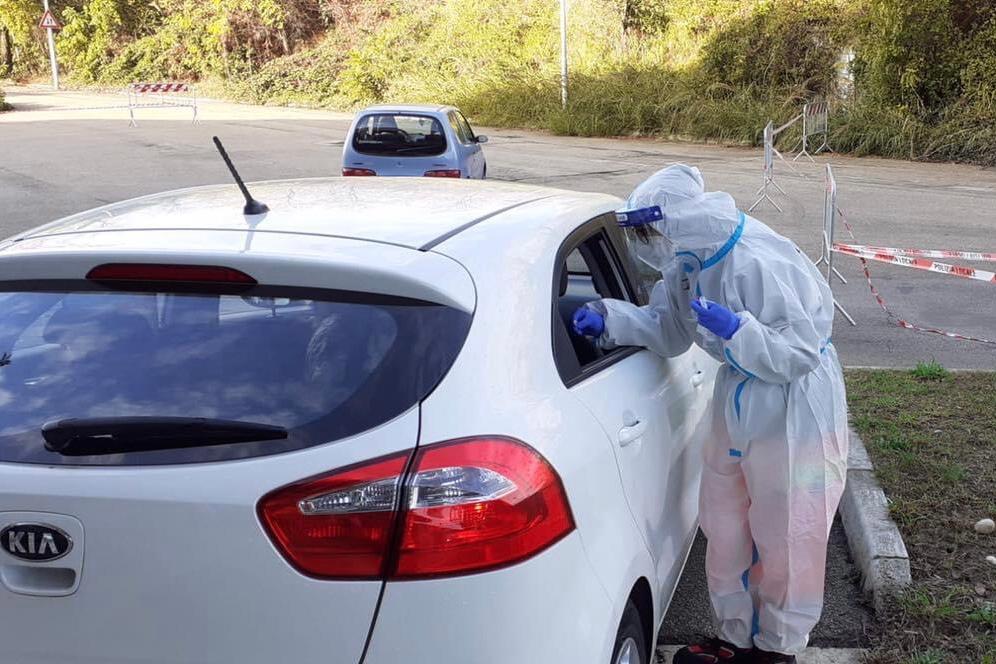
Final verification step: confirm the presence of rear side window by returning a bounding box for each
[352,113,447,157]
[0,285,471,466]
[448,112,476,144]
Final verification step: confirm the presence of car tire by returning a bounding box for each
[611,600,648,664]
[482,164,487,179]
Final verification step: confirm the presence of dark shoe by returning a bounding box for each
[748,649,796,664]
[672,637,753,663]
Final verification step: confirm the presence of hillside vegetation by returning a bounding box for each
[2,0,996,164]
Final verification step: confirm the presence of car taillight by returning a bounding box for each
[342,168,376,176]
[423,169,462,178]
[258,452,410,579]
[394,437,575,578]
[257,438,574,581]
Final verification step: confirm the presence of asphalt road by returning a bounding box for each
[0,85,893,648]
[2,85,995,369]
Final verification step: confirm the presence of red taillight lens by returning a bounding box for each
[342,168,376,176]
[257,438,573,581]
[86,263,256,284]
[423,169,462,178]
[395,437,574,579]
[257,452,410,579]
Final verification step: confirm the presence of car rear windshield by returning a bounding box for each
[352,113,447,157]
[0,284,471,465]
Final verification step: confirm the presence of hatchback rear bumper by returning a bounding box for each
[363,532,616,663]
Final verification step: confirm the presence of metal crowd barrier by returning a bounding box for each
[749,120,790,212]
[127,82,198,127]
[794,101,832,162]
[816,164,856,325]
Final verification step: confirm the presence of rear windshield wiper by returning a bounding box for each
[42,417,288,456]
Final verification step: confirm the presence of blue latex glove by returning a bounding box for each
[690,298,741,340]
[572,307,605,337]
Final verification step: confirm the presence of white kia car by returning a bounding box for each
[0,178,717,664]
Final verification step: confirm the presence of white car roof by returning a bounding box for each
[360,104,454,115]
[0,179,622,311]
[11,178,612,252]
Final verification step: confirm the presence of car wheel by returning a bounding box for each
[611,600,647,664]
[482,164,487,179]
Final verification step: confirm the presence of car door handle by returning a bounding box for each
[618,420,648,447]
[690,371,705,388]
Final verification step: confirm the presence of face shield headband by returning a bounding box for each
[616,205,675,272]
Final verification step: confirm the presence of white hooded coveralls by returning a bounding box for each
[591,165,849,655]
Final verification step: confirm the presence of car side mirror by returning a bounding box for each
[475,135,489,144]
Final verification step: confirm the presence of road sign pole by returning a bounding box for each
[42,0,59,90]
[559,0,568,108]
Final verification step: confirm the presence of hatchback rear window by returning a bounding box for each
[0,284,471,465]
[352,113,447,157]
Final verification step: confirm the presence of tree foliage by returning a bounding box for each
[2,0,995,163]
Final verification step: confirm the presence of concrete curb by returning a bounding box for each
[658,646,865,663]
[838,427,911,611]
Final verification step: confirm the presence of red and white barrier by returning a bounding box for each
[126,81,197,127]
[130,82,190,94]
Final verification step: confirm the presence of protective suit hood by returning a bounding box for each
[625,164,742,255]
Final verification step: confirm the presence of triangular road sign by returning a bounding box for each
[39,10,61,30]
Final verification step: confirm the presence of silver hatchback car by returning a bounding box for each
[341,105,488,179]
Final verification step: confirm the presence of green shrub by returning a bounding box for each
[58,0,146,83]
[224,34,349,106]
[5,0,996,164]
[98,1,222,84]
[700,0,846,96]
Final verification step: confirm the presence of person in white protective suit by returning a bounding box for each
[571,165,849,664]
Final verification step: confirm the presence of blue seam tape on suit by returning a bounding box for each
[702,211,746,270]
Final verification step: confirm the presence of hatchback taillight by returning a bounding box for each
[258,438,573,580]
[342,168,376,176]
[258,452,409,579]
[394,438,575,578]
[423,169,462,178]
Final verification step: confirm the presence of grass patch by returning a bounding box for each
[911,361,950,381]
[846,369,996,663]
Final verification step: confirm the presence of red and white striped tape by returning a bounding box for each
[749,140,994,344]
[131,82,190,94]
[834,209,996,345]
[834,243,996,262]
[832,244,995,284]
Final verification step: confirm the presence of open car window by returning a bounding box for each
[552,215,641,386]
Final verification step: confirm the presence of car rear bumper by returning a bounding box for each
[363,532,616,663]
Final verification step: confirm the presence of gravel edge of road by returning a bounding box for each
[838,427,912,612]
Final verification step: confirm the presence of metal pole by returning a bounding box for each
[42,0,59,90]
[559,0,568,108]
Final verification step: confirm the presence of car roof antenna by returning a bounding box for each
[212,136,269,216]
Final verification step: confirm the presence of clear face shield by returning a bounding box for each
[616,205,675,272]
